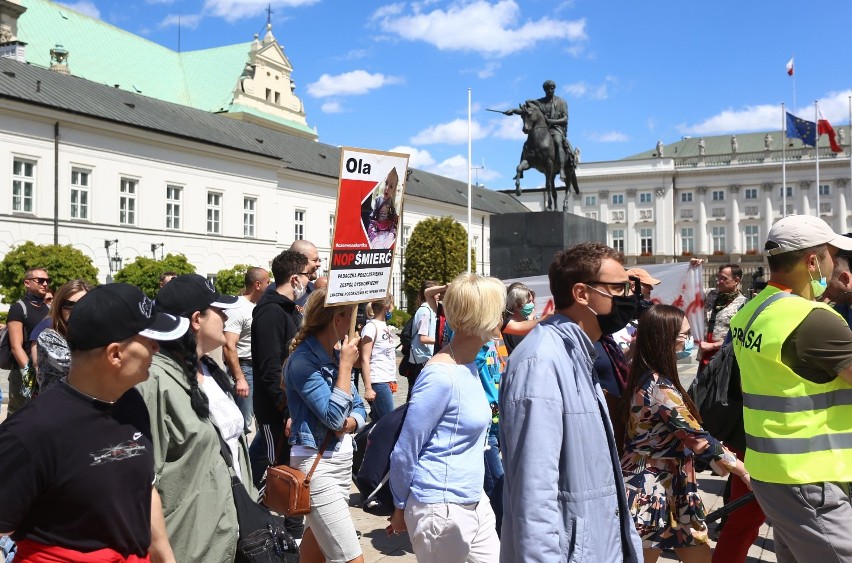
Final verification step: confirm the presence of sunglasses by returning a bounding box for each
[60,300,78,310]
[26,277,50,285]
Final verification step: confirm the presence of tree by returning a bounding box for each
[215,264,254,296]
[113,253,196,298]
[403,216,469,312]
[0,242,99,303]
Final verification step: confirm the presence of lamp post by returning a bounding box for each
[151,242,164,260]
[105,239,120,282]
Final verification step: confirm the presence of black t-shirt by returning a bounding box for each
[7,296,50,349]
[0,382,154,556]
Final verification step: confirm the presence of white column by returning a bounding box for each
[626,189,637,255]
[655,186,668,256]
[697,186,708,254]
[799,181,811,216]
[598,190,610,234]
[837,179,849,233]
[762,183,774,237]
[729,184,741,253]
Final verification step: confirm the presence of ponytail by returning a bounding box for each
[159,329,210,419]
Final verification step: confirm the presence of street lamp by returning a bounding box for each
[151,242,164,260]
[105,239,120,277]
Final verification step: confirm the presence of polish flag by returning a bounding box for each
[786,58,794,76]
[818,112,843,153]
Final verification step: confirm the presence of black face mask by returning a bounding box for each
[591,295,638,335]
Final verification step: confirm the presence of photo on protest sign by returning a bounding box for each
[326,147,409,305]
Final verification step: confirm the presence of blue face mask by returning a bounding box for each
[676,337,695,360]
[521,302,535,319]
[385,311,392,321]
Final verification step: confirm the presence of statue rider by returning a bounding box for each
[505,80,572,183]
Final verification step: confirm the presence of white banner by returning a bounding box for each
[505,262,706,339]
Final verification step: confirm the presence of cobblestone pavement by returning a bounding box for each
[0,358,777,562]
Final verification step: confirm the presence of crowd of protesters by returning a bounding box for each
[1,213,851,563]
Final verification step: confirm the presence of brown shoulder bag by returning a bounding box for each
[263,433,331,517]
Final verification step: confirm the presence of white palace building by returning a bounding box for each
[0,0,524,298]
[507,130,852,269]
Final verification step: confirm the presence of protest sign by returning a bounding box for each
[504,262,706,340]
[326,147,409,305]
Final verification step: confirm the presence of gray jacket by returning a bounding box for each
[499,314,642,563]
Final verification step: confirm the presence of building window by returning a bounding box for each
[640,228,653,255]
[70,168,90,220]
[165,185,181,230]
[681,227,694,254]
[402,225,411,250]
[819,184,830,196]
[745,225,760,252]
[274,91,281,105]
[584,195,597,206]
[119,178,137,225]
[712,226,726,253]
[12,159,35,213]
[585,212,598,220]
[745,188,758,199]
[681,192,693,203]
[294,209,305,240]
[207,192,222,234]
[243,197,256,238]
[779,186,793,198]
[712,190,725,201]
[265,88,272,102]
[612,194,624,205]
[611,229,624,253]
[639,192,652,204]
[329,214,336,246]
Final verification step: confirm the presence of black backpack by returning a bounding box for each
[397,316,416,377]
[355,402,409,514]
[0,299,27,370]
[688,342,744,449]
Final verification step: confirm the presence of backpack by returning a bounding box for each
[355,402,409,514]
[688,342,743,448]
[397,315,416,377]
[0,299,27,370]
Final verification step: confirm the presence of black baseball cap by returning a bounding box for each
[155,274,239,317]
[67,283,189,351]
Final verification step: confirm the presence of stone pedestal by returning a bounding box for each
[490,211,607,279]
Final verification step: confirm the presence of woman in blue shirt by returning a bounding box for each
[389,273,505,563]
[284,288,367,563]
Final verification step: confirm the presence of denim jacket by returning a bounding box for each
[284,334,367,451]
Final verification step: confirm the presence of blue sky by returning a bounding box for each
[59,0,852,189]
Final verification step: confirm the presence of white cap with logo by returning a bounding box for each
[766,215,852,255]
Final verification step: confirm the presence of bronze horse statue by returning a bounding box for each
[511,101,579,211]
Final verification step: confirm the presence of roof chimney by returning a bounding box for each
[49,44,69,75]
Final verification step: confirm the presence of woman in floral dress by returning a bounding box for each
[621,305,750,563]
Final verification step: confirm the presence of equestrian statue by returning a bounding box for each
[496,80,580,211]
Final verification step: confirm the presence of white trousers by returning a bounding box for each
[403,494,500,563]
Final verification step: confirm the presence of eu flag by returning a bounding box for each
[786,112,817,146]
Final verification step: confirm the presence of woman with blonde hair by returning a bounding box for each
[284,288,367,563]
[35,279,92,393]
[389,273,505,563]
[359,293,397,422]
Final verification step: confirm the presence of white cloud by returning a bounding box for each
[490,116,526,141]
[372,0,586,57]
[410,118,490,145]
[681,90,852,136]
[563,76,617,100]
[320,100,344,114]
[58,1,101,19]
[158,13,203,29]
[203,0,319,22]
[588,131,629,142]
[307,70,403,98]
[336,49,369,61]
[145,0,175,4]
[388,145,436,168]
[477,61,501,79]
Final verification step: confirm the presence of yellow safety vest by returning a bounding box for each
[730,286,852,484]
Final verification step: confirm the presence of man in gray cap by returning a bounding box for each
[729,214,852,563]
[0,283,188,560]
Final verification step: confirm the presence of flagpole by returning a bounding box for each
[815,100,820,217]
[849,95,851,232]
[467,87,472,274]
[782,103,787,217]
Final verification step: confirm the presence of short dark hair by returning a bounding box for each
[159,271,178,283]
[718,263,743,280]
[25,267,48,278]
[271,250,307,287]
[549,242,624,309]
[766,243,828,273]
[418,280,438,306]
[244,267,267,288]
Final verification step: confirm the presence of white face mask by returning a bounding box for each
[293,279,306,301]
